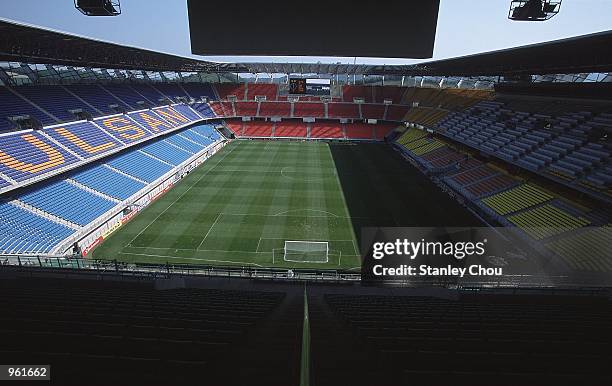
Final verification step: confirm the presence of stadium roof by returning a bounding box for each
[1,18,611,77]
[0,18,231,73]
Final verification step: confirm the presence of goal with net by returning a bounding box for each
[283,241,329,263]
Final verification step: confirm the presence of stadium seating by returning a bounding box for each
[225,121,243,136]
[451,165,499,186]
[15,86,94,122]
[436,99,612,198]
[0,87,57,130]
[217,84,247,100]
[0,130,79,182]
[128,84,167,105]
[507,204,591,240]
[274,121,307,138]
[319,293,612,385]
[180,83,216,101]
[165,134,203,154]
[191,102,216,119]
[546,225,612,272]
[385,104,410,121]
[65,84,129,115]
[372,86,406,104]
[18,180,117,226]
[345,123,374,139]
[45,121,123,159]
[246,83,278,101]
[94,115,154,144]
[361,104,385,120]
[188,124,221,141]
[234,102,258,116]
[373,123,397,140]
[243,121,273,137]
[482,183,553,216]
[140,140,193,166]
[152,83,190,101]
[71,164,146,201]
[464,174,519,198]
[100,84,151,109]
[311,122,344,139]
[0,278,293,385]
[293,102,324,118]
[0,202,75,254]
[327,103,360,119]
[342,85,372,102]
[258,102,291,117]
[107,151,173,183]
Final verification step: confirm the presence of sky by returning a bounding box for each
[1,0,612,66]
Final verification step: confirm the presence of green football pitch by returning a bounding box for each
[91,140,480,269]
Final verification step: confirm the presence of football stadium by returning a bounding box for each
[1,0,612,384]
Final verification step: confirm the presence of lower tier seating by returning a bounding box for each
[0,202,75,254]
[310,123,344,139]
[546,225,612,272]
[482,183,553,215]
[18,180,117,226]
[0,125,223,254]
[508,204,591,240]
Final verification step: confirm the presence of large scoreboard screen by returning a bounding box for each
[289,78,307,94]
[289,78,330,96]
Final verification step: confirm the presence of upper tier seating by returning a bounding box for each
[293,103,325,118]
[15,86,94,122]
[128,84,167,105]
[152,83,189,101]
[0,87,56,130]
[327,103,360,119]
[342,85,373,102]
[361,104,386,120]
[246,84,278,101]
[191,102,216,118]
[437,100,612,197]
[258,102,291,117]
[385,105,411,121]
[18,180,117,226]
[100,84,151,109]
[217,84,246,100]
[0,202,75,254]
[235,102,258,116]
[178,83,216,100]
[65,84,129,115]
